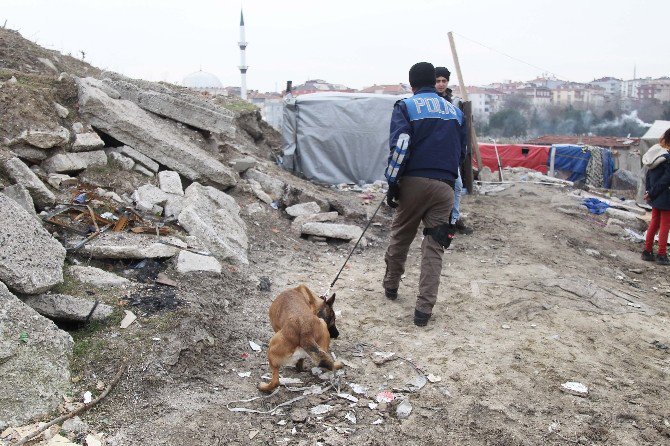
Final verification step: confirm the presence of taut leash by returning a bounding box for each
[321,198,385,298]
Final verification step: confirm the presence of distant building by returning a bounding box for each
[486,80,524,94]
[527,76,566,90]
[589,77,622,99]
[552,82,606,108]
[291,79,355,96]
[358,83,411,95]
[517,86,552,107]
[182,70,227,95]
[620,78,649,99]
[248,91,284,130]
[451,86,503,122]
[638,77,670,102]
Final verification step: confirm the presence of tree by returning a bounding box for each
[489,109,528,137]
[502,93,531,112]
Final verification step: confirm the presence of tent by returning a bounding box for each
[641,120,670,153]
[549,144,615,188]
[281,92,406,185]
[474,143,550,173]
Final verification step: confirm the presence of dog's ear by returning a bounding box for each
[326,293,336,307]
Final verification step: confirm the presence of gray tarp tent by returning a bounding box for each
[281,92,408,185]
[641,120,670,153]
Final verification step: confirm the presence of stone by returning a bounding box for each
[80,233,185,259]
[133,164,154,177]
[245,169,285,200]
[71,122,85,134]
[21,293,114,322]
[11,146,49,163]
[301,222,363,241]
[0,157,56,209]
[605,207,639,222]
[164,194,186,218]
[61,417,88,435]
[0,282,73,431]
[229,156,257,173]
[2,184,36,217]
[79,76,121,99]
[105,77,236,135]
[108,145,159,172]
[285,201,321,218]
[291,212,339,233]
[132,184,169,210]
[329,198,369,220]
[17,126,70,149]
[245,202,266,215]
[396,399,412,419]
[71,132,105,152]
[611,169,638,191]
[158,170,184,195]
[46,173,78,190]
[53,102,69,118]
[177,183,248,264]
[68,266,130,287]
[41,150,107,173]
[248,179,273,204]
[0,194,66,294]
[108,151,135,170]
[176,250,222,274]
[38,57,58,72]
[77,78,237,188]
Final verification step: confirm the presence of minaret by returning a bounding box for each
[238,9,248,100]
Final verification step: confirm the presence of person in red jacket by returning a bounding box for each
[642,127,670,265]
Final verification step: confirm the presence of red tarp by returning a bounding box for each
[474,144,551,174]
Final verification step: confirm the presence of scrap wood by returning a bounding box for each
[67,224,112,251]
[12,359,128,446]
[131,226,170,235]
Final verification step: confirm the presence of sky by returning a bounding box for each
[2,0,669,93]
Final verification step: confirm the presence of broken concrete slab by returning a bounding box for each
[16,126,70,149]
[21,293,114,322]
[176,250,222,274]
[108,145,159,172]
[53,102,69,118]
[0,156,56,209]
[79,233,186,259]
[46,173,78,190]
[0,281,73,432]
[285,201,321,218]
[70,132,105,152]
[133,164,154,177]
[247,179,273,204]
[11,146,49,163]
[106,77,236,135]
[301,222,363,241]
[177,183,248,264]
[0,193,66,294]
[2,184,36,217]
[68,266,130,287]
[41,150,107,174]
[77,78,237,189]
[72,122,86,134]
[131,184,169,212]
[108,151,135,170]
[291,212,338,234]
[164,194,186,218]
[245,169,285,200]
[229,156,257,173]
[158,170,184,195]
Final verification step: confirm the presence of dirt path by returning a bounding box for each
[78,184,669,446]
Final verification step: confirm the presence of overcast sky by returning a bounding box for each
[3,0,669,92]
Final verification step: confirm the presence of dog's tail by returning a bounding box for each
[301,339,342,371]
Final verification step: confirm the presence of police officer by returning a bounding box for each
[435,66,472,235]
[383,62,467,326]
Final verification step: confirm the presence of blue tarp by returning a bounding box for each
[581,198,610,215]
[550,145,615,188]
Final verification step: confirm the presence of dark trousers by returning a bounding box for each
[383,176,455,314]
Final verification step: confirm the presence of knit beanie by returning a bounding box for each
[435,66,451,80]
[408,62,436,89]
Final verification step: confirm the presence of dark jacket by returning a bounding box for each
[645,148,670,210]
[385,87,466,184]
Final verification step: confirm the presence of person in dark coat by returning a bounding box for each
[642,127,670,265]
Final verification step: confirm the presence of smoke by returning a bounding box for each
[593,110,651,137]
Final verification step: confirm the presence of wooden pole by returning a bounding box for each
[448,32,483,174]
[461,102,474,193]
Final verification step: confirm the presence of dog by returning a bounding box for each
[258,284,342,392]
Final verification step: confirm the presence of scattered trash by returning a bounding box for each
[427,374,442,383]
[270,201,279,210]
[368,402,378,410]
[119,310,136,329]
[95,381,105,391]
[310,404,334,415]
[337,393,358,403]
[85,434,104,446]
[258,276,272,292]
[277,420,287,426]
[82,391,92,404]
[349,383,368,395]
[501,324,511,329]
[249,430,259,440]
[626,302,642,309]
[249,340,262,352]
[396,399,412,419]
[560,381,589,397]
[238,372,251,378]
[345,411,357,424]
[372,418,384,425]
[652,340,669,351]
[74,192,88,204]
[376,391,395,403]
[18,332,28,343]
[407,375,427,391]
[372,351,396,365]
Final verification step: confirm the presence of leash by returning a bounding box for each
[321,198,385,298]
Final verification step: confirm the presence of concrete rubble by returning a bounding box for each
[68,265,131,287]
[107,145,159,172]
[0,194,66,294]
[245,169,285,200]
[42,150,108,174]
[0,282,73,431]
[80,233,186,259]
[2,183,37,217]
[71,132,105,152]
[176,250,222,274]
[158,170,184,195]
[301,222,363,241]
[0,156,56,209]
[291,211,339,234]
[285,201,321,217]
[15,126,70,149]
[21,293,114,322]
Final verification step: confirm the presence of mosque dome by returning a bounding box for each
[182,70,223,89]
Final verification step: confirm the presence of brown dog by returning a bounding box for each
[258,284,342,392]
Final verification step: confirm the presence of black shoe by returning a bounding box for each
[454,220,473,235]
[385,288,398,300]
[642,250,655,262]
[657,255,670,266]
[414,309,431,326]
